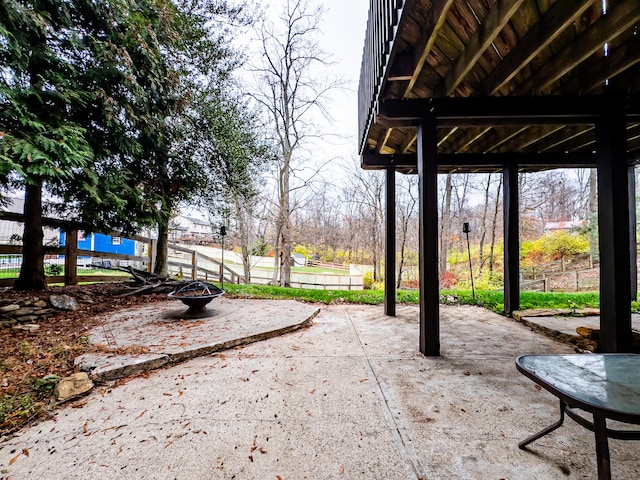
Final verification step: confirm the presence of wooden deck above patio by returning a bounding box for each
[359,0,640,356]
[358,0,640,173]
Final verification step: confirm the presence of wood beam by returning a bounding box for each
[361,150,597,171]
[404,0,455,97]
[503,164,520,315]
[385,166,396,317]
[629,166,638,301]
[596,106,633,352]
[417,116,440,356]
[474,0,596,96]
[513,0,640,96]
[555,34,640,96]
[436,0,525,97]
[379,95,640,125]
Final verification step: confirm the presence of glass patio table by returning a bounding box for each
[516,354,640,480]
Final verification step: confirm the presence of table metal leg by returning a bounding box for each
[593,414,611,480]
[519,399,566,449]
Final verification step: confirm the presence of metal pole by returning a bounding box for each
[463,222,476,299]
[220,226,226,289]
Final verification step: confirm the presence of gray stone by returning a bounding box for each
[53,372,93,402]
[0,304,20,313]
[17,315,40,323]
[12,323,40,332]
[12,307,36,316]
[49,294,79,311]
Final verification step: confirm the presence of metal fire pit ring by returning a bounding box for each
[168,281,225,315]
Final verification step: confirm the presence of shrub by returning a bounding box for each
[440,270,458,288]
[363,271,374,289]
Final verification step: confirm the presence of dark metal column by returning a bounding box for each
[385,165,396,316]
[629,166,637,301]
[503,164,520,315]
[596,108,633,353]
[417,116,440,356]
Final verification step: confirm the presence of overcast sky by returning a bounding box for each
[318,0,369,155]
[255,0,371,164]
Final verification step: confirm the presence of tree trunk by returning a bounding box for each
[478,173,492,274]
[154,217,169,277]
[489,175,503,276]
[439,174,453,274]
[271,221,281,285]
[234,198,252,283]
[588,168,598,261]
[15,181,47,290]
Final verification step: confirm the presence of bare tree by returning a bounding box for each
[397,175,418,288]
[250,0,337,287]
[343,164,386,281]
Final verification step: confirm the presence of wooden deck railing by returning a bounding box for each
[358,0,404,152]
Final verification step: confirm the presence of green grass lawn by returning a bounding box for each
[219,283,610,314]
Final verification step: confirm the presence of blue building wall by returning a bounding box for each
[59,231,136,255]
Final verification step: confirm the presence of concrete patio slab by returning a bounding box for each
[0,302,638,479]
[74,297,320,381]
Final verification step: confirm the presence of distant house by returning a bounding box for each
[0,197,58,245]
[170,215,213,243]
[292,253,307,266]
[544,220,587,233]
[59,230,136,256]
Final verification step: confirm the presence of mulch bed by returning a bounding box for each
[0,283,169,436]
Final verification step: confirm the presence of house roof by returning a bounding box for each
[358,0,640,173]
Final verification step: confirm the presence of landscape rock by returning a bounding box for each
[53,372,93,402]
[0,304,20,313]
[50,294,79,311]
[12,324,40,332]
[33,300,48,308]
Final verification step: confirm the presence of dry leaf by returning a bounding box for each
[218,353,226,360]
[83,421,89,433]
[22,448,29,457]
[339,465,345,475]
[248,455,254,462]
[309,389,316,394]
[9,453,20,465]
[359,378,368,383]
[137,409,147,419]
[178,390,184,396]
[277,476,284,480]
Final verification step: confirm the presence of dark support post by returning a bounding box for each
[417,116,440,356]
[503,164,520,315]
[629,166,637,301]
[596,109,633,352]
[64,229,78,286]
[385,165,396,316]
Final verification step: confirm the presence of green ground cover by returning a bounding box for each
[220,284,609,313]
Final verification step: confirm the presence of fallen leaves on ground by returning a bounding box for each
[0,283,168,437]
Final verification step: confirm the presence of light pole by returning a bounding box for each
[463,222,476,299]
[220,225,226,289]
